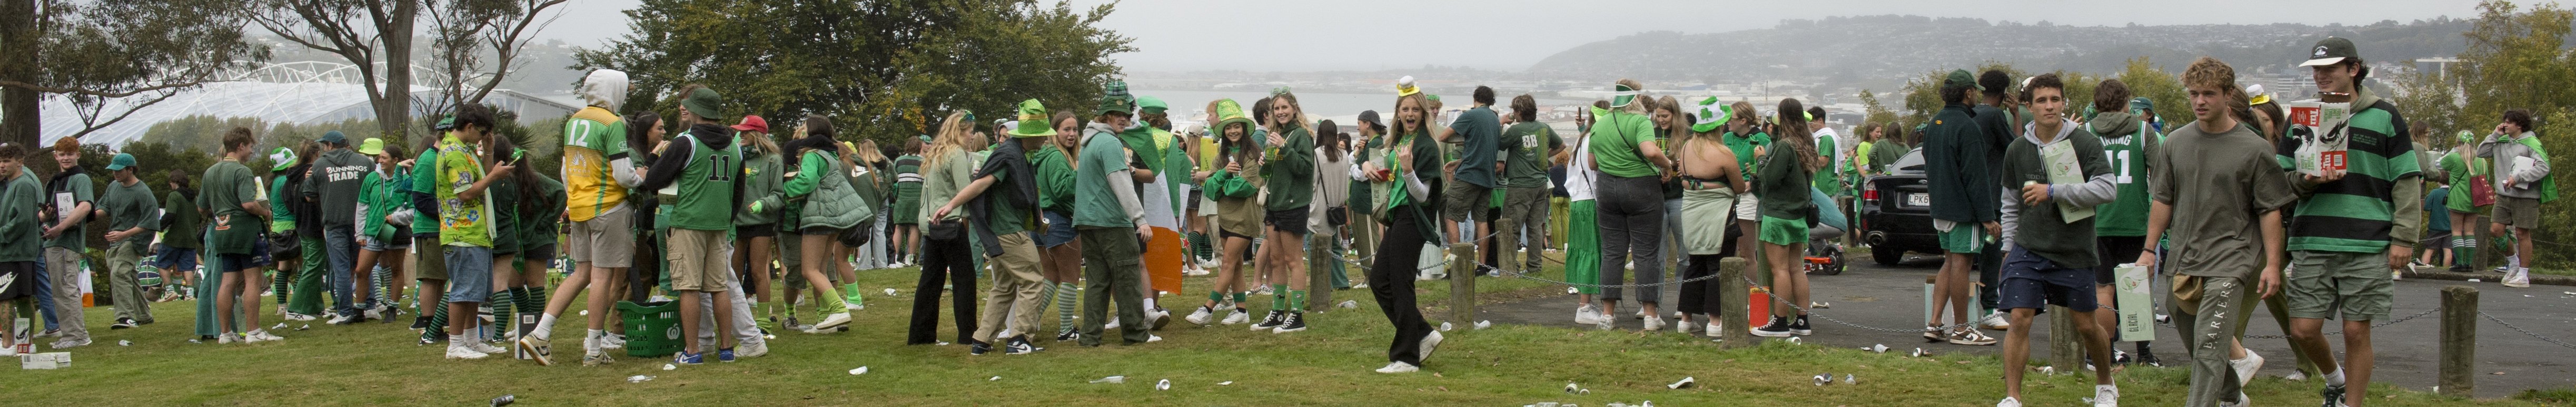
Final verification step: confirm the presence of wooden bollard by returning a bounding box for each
[1717,257,1752,347]
[2440,285,2479,398]
[1448,243,1477,324]
[2049,305,2079,372]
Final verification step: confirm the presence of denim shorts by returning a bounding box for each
[361,235,412,252]
[1038,211,1077,248]
[443,246,493,303]
[152,246,201,272]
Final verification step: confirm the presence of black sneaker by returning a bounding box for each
[1752,316,1794,337]
[2321,383,2348,407]
[1004,335,1041,354]
[2137,350,2163,367]
[110,317,138,330]
[967,339,993,355]
[1054,329,1079,342]
[1250,310,1286,331]
[419,330,448,346]
[1270,311,1307,333]
[1790,314,1814,335]
[410,314,431,331]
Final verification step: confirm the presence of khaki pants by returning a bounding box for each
[972,232,1046,343]
[45,247,88,342]
[107,240,154,323]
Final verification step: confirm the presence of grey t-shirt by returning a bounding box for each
[2151,122,2297,278]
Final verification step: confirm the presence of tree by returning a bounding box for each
[2116,56,2186,129]
[1856,89,1902,130]
[2388,67,2466,144]
[251,0,422,147]
[573,0,1135,144]
[2453,0,2576,268]
[0,0,267,147]
[423,0,566,107]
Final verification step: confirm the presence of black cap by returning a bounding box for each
[1356,110,1385,132]
[2301,37,2360,67]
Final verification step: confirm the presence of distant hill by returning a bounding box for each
[1529,15,2481,85]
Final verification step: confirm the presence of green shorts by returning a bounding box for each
[1758,216,1807,245]
[2286,250,2392,321]
[1937,220,1985,254]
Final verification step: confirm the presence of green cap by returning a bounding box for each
[106,153,136,171]
[356,138,385,156]
[1008,99,1055,138]
[2300,36,2359,67]
[2129,97,2154,113]
[1096,81,1134,117]
[269,147,298,171]
[432,115,456,131]
[681,86,724,120]
[1136,96,1168,115]
[1943,70,1981,91]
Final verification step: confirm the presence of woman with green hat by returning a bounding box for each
[1183,99,1261,327]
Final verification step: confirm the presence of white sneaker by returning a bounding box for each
[1418,330,1444,364]
[468,339,508,354]
[2283,370,2309,381]
[2092,384,2119,407]
[447,342,491,360]
[1185,306,1214,326]
[1641,316,1665,332]
[1676,319,1699,334]
[1103,316,1119,331]
[1146,334,1163,343]
[1996,396,2022,407]
[1574,304,1600,325]
[1374,361,1420,373]
[1220,308,1251,325]
[738,340,769,358]
[217,333,241,344]
[245,330,285,343]
[815,312,854,330]
[283,312,319,322]
[599,334,626,350]
[1978,311,2012,330]
[1706,322,1723,338]
[2230,351,2265,387]
[2503,268,2532,288]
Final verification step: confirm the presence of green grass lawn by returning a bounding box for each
[2,254,2548,406]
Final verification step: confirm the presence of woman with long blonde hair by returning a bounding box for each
[1359,85,1444,373]
[907,111,982,345]
[1671,98,1747,337]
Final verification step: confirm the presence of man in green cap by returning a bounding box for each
[100,152,159,330]
[2282,35,2421,407]
[632,85,746,363]
[434,105,514,360]
[1921,69,1999,346]
[1074,81,1156,346]
[1122,94,1180,328]
[933,99,1051,355]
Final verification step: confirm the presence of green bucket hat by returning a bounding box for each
[1008,99,1055,138]
[1690,97,1729,133]
[681,86,724,120]
[1610,83,1639,108]
[1096,81,1134,117]
[357,138,385,156]
[1212,99,1256,137]
[269,147,298,171]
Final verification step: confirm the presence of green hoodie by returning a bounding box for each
[0,171,43,261]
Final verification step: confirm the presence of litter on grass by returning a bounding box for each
[989,376,1001,381]
[1156,379,1172,391]
[1474,321,1492,330]
[490,394,515,406]
[1440,322,1453,332]
[1218,381,1234,385]
[661,364,676,371]
[1338,300,1358,309]
[1865,344,1889,353]
[626,375,655,383]
[885,288,900,296]
[1565,382,1582,394]
[849,366,870,375]
[1091,375,1126,384]
[1911,348,1928,357]
[1812,374,1831,386]
[1666,376,1696,389]
[118,340,131,346]
[1843,374,1856,385]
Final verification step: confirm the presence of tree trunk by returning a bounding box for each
[1,0,41,148]
[376,0,418,147]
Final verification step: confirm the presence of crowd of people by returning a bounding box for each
[0,36,2556,407]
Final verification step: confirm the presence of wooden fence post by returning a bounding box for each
[2439,285,2479,398]
[2049,306,2080,371]
[1718,257,1752,347]
[1447,243,1476,324]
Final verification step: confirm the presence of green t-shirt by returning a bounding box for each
[435,134,493,247]
[101,178,160,244]
[199,160,264,255]
[488,175,520,254]
[411,146,443,235]
[161,186,202,250]
[1448,106,1502,189]
[2439,149,2485,212]
[0,174,41,261]
[2152,123,2297,278]
[1812,131,1845,197]
[1499,122,1560,189]
[1867,139,1905,174]
[1075,129,1136,228]
[920,149,975,224]
[1722,131,1772,178]
[1588,108,1660,178]
[43,171,95,250]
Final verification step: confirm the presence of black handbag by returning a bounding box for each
[1326,206,1349,227]
[923,219,965,241]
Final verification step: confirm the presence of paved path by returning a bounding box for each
[1474,253,2576,398]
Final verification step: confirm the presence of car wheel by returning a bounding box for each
[1871,243,1901,266]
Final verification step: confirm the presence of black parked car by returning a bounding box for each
[1859,148,1937,265]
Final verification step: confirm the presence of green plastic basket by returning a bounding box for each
[617,301,682,358]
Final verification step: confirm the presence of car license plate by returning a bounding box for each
[1905,193,1929,207]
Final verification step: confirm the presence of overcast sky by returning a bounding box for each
[547,0,2501,71]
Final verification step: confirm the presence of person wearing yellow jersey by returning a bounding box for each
[522,70,639,366]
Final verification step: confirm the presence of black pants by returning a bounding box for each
[1368,209,1435,365]
[1594,175,1664,304]
[908,234,978,345]
[1677,254,1726,316]
[1978,240,2002,311]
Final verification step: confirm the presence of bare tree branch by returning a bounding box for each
[0,79,207,98]
[67,91,178,140]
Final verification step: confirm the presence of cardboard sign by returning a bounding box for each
[2114,264,2154,342]
[2288,101,2351,177]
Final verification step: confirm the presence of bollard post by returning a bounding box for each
[1448,243,1476,324]
[2048,305,2079,372]
[1718,257,1752,347]
[2439,285,2479,398]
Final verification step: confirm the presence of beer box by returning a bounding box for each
[2288,100,2350,177]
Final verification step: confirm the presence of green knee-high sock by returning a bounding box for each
[489,289,514,341]
[272,270,292,303]
[1290,290,1306,312]
[1270,284,1288,310]
[1053,282,1078,331]
[523,285,547,319]
[425,297,450,338]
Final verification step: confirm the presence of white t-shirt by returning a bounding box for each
[1566,134,1599,201]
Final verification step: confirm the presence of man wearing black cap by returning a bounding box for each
[306,131,376,324]
[2281,36,2419,407]
[1922,69,1999,346]
[1351,110,1384,269]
